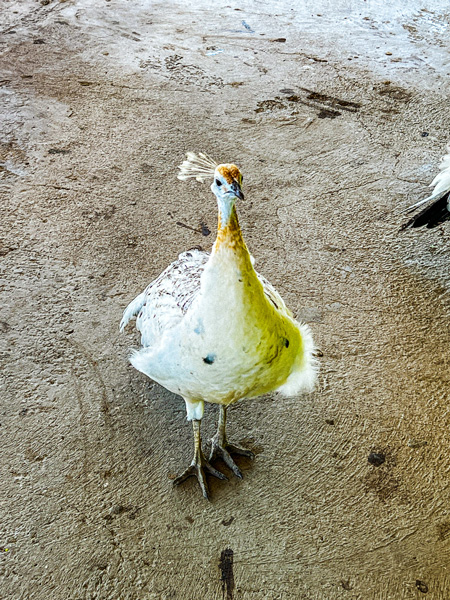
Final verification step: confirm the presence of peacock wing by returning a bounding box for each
[122,249,209,347]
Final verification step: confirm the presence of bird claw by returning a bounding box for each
[226,442,255,459]
[209,438,254,479]
[173,452,227,500]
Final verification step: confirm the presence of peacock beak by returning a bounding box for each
[229,181,245,201]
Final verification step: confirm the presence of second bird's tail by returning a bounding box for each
[401,146,450,229]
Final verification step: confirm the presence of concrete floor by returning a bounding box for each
[1,1,450,598]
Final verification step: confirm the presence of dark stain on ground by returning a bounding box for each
[301,89,361,111]
[416,580,429,594]
[255,88,359,120]
[48,148,71,154]
[110,504,131,515]
[363,469,403,503]
[255,98,286,112]
[341,579,353,591]
[24,448,45,462]
[219,548,235,600]
[317,109,341,119]
[176,221,210,235]
[222,516,234,526]
[436,521,450,541]
[377,84,412,102]
[306,55,328,62]
[0,321,11,333]
[363,447,406,502]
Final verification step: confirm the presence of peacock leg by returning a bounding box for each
[209,405,254,478]
[173,419,226,499]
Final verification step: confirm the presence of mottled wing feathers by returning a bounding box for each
[121,249,209,347]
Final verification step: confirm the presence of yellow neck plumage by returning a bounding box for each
[213,204,245,252]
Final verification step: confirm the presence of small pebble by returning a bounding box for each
[368,452,385,466]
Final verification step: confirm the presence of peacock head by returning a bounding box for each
[177,152,244,202]
[212,164,244,201]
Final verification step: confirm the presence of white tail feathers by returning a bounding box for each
[406,145,450,212]
[427,146,450,199]
[119,292,146,332]
[177,152,217,182]
[276,322,318,396]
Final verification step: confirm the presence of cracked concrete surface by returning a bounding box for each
[1,0,450,598]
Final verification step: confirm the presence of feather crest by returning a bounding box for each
[177,152,218,182]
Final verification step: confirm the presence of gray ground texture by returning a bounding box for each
[1,1,450,599]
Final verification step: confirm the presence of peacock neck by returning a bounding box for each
[212,199,246,254]
[205,196,267,314]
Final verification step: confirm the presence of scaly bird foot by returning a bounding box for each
[209,436,255,479]
[173,450,227,500]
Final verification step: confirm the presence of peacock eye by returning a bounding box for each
[215,179,222,187]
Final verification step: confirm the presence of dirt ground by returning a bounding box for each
[1,1,450,598]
